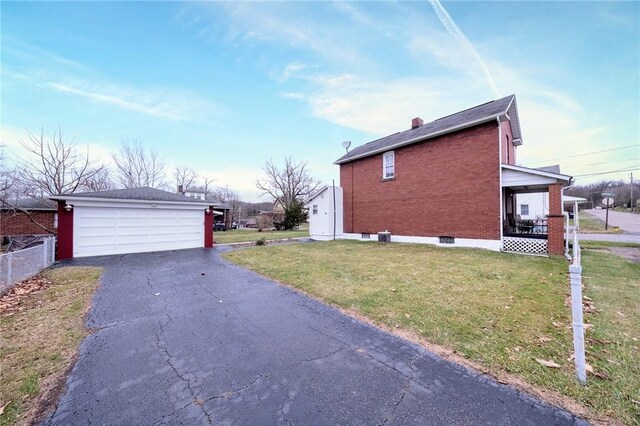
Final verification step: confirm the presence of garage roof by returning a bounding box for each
[50,187,220,206]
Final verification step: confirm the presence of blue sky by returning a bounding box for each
[2,1,638,201]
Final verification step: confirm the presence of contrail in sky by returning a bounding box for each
[429,0,501,98]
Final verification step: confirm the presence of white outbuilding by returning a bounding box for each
[304,186,343,241]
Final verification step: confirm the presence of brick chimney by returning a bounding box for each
[411,117,424,129]
[178,184,183,194]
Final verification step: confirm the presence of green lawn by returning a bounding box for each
[214,229,309,244]
[223,240,639,424]
[0,267,103,425]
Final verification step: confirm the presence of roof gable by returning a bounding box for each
[335,95,521,164]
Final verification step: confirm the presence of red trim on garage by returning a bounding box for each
[57,200,74,259]
[204,207,214,248]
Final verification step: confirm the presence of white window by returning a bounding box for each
[312,204,318,215]
[521,204,529,216]
[383,151,395,179]
[54,213,58,229]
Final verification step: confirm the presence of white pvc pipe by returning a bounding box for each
[569,263,587,384]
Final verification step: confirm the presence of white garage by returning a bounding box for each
[50,187,220,259]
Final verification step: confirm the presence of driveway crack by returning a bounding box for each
[154,316,214,425]
[379,353,420,425]
[206,345,348,404]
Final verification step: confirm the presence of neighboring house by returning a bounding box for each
[177,185,231,228]
[517,192,586,222]
[183,187,207,201]
[304,186,343,240]
[49,187,222,259]
[1,198,58,238]
[332,94,572,256]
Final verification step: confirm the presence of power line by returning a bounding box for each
[583,157,639,167]
[573,165,640,178]
[523,144,639,166]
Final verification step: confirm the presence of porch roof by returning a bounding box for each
[563,195,587,204]
[501,164,572,193]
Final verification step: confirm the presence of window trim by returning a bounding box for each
[382,151,395,179]
[312,204,318,215]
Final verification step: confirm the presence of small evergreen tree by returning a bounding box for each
[283,200,308,230]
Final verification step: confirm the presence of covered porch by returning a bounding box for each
[501,164,572,256]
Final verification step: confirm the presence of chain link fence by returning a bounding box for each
[0,237,56,295]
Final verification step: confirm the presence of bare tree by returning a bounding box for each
[79,168,115,192]
[174,166,198,193]
[15,127,104,196]
[203,176,215,197]
[256,157,321,209]
[112,140,167,189]
[210,185,241,222]
[0,143,15,200]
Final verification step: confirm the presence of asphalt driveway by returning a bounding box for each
[44,248,586,425]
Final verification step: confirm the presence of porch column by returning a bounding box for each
[547,183,564,256]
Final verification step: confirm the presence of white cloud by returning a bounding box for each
[41,80,220,123]
[428,0,500,97]
[300,73,488,135]
[199,166,265,202]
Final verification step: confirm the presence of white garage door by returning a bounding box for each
[74,206,204,257]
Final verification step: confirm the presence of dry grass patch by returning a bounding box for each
[0,266,102,425]
[214,229,308,244]
[574,215,622,233]
[223,240,639,424]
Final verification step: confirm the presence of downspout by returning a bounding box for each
[497,117,504,249]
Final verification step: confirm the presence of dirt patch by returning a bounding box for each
[0,276,53,316]
[607,247,640,263]
[22,360,77,425]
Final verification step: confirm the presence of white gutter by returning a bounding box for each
[334,113,507,165]
[48,195,217,207]
[502,164,573,182]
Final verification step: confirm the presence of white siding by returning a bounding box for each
[306,187,343,240]
[501,168,558,187]
[516,192,548,219]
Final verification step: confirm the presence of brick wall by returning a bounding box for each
[340,121,502,240]
[0,210,57,237]
[501,120,516,165]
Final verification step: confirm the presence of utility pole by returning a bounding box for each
[631,173,635,213]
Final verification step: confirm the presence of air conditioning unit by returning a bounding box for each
[378,231,391,243]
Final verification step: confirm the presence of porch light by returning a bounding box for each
[64,203,73,212]
[205,207,211,214]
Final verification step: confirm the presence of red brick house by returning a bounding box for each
[1,198,58,238]
[333,95,572,256]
